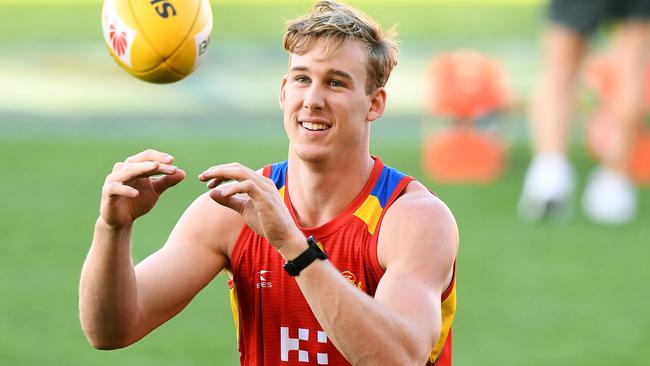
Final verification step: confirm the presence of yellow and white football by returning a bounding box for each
[101,0,212,83]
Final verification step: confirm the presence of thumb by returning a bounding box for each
[153,169,186,194]
[209,188,247,215]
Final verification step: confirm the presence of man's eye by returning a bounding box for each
[329,79,345,87]
[295,75,310,83]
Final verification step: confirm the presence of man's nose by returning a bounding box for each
[303,84,325,110]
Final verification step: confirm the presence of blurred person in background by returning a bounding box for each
[518,0,650,224]
[79,1,458,365]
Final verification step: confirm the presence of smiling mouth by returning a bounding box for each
[300,121,331,131]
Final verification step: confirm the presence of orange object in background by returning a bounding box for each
[422,50,510,183]
[422,127,505,183]
[586,108,650,185]
[630,135,650,184]
[584,55,650,185]
[425,50,512,121]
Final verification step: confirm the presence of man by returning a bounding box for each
[518,0,649,224]
[79,1,458,365]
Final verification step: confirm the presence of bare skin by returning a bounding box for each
[530,22,649,174]
[605,22,649,173]
[79,40,458,364]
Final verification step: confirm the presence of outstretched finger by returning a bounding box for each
[103,182,139,198]
[112,161,125,173]
[109,162,178,183]
[205,177,227,189]
[152,169,186,194]
[209,188,248,215]
[125,149,175,164]
[216,179,265,201]
[199,164,268,189]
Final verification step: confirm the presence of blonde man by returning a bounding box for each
[80,1,458,364]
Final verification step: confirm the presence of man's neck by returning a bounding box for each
[287,152,375,228]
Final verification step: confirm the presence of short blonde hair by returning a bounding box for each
[283,0,399,94]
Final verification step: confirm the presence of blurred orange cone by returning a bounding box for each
[422,127,505,183]
[422,50,510,183]
[629,133,650,184]
[425,49,512,121]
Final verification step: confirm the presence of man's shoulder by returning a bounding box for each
[170,191,245,258]
[396,180,448,215]
[391,182,455,231]
[379,179,458,261]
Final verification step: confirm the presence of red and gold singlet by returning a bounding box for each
[228,157,456,365]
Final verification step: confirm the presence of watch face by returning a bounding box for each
[307,236,318,248]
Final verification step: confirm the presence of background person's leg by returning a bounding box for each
[582,20,650,223]
[519,25,587,221]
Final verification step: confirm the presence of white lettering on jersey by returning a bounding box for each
[280,327,329,364]
[256,270,272,288]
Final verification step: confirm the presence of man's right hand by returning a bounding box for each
[100,149,186,230]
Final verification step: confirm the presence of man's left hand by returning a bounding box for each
[199,163,304,251]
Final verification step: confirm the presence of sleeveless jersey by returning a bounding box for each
[228,157,456,365]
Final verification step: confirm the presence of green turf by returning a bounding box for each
[0,1,543,44]
[1,137,648,365]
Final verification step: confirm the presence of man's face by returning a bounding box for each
[280,40,385,163]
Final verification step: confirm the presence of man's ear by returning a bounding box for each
[366,87,386,122]
[279,76,288,111]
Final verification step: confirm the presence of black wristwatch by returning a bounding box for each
[283,236,327,276]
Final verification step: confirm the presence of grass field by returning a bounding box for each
[0,1,543,43]
[1,0,649,365]
[2,138,649,365]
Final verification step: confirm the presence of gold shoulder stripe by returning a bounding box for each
[429,284,456,362]
[229,284,240,341]
[353,195,383,234]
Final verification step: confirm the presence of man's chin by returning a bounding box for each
[291,146,331,164]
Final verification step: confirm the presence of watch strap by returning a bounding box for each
[283,236,327,276]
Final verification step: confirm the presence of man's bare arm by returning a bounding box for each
[79,150,240,349]
[289,184,458,364]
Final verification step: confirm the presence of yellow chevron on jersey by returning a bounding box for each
[353,195,382,234]
[228,277,240,340]
[352,163,407,235]
[429,277,456,363]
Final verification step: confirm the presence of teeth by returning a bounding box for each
[301,121,329,131]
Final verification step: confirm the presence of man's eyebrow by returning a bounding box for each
[328,69,353,81]
[289,66,354,81]
[289,66,309,73]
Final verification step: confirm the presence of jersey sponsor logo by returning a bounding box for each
[256,270,272,288]
[280,327,329,364]
[341,270,364,290]
[341,270,356,283]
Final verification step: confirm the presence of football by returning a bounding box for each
[101,0,212,83]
